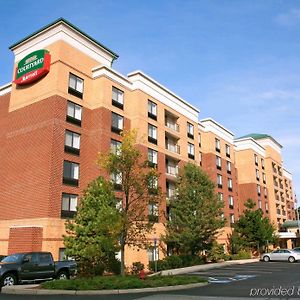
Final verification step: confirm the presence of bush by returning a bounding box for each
[76,260,105,277]
[106,256,121,275]
[131,262,145,275]
[228,250,251,260]
[149,255,205,272]
[206,242,226,262]
[42,275,207,290]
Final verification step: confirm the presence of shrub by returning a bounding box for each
[228,250,251,260]
[206,242,226,262]
[131,262,145,275]
[149,255,205,272]
[106,256,121,275]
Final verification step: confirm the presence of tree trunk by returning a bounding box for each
[120,237,125,276]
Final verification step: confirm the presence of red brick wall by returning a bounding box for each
[8,227,43,254]
[202,152,240,224]
[239,183,269,217]
[0,93,133,220]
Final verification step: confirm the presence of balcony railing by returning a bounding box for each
[167,189,176,199]
[165,119,180,132]
[166,143,180,154]
[166,165,179,176]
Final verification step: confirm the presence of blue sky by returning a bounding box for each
[1,0,299,197]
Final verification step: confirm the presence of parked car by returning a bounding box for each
[0,252,76,286]
[293,247,300,252]
[261,249,300,263]
[0,255,6,262]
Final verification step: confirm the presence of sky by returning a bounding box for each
[0,0,299,197]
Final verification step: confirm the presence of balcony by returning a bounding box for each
[165,111,179,132]
[165,138,180,154]
[167,188,176,199]
[166,160,179,177]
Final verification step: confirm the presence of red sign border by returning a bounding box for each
[14,52,51,86]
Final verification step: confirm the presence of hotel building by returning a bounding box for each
[0,18,296,265]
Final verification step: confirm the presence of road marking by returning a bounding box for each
[207,274,257,284]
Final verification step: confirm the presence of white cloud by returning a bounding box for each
[276,8,300,26]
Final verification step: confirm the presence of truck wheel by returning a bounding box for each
[2,273,17,286]
[57,270,69,280]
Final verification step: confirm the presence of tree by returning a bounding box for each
[64,177,122,277]
[98,130,162,276]
[232,199,277,253]
[163,163,225,256]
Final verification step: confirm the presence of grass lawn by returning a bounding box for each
[41,275,206,290]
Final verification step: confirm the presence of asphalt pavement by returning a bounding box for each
[2,260,300,299]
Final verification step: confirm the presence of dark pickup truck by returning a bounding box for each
[0,252,76,286]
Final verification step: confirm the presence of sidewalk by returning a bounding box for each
[1,258,259,295]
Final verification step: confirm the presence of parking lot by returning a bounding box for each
[2,262,300,299]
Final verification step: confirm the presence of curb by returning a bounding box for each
[1,282,208,295]
[159,258,259,276]
[1,259,259,295]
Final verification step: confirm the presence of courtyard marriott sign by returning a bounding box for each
[14,50,51,85]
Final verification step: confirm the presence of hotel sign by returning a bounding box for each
[14,50,51,85]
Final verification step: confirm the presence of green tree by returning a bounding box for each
[232,199,277,253]
[64,177,122,277]
[163,163,225,255]
[98,130,162,276]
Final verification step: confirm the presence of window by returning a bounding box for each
[228,195,234,209]
[68,73,84,98]
[65,130,80,155]
[263,173,266,184]
[228,178,233,191]
[261,158,265,169]
[148,176,158,194]
[166,159,179,176]
[148,100,157,120]
[257,184,261,195]
[112,87,124,109]
[23,253,39,264]
[61,193,78,218]
[218,192,223,201]
[39,253,53,264]
[265,202,269,212]
[254,154,258,166]
[148,148,158,167]
[148,124,157,144]
[230,213,235,225]
[111,112,123,134]
[198,133,201,147]
[226,161,231,174]
[148,202,159,222]
[59,248,66,261]
[258,199,262,209]
[166,181,176,199]
[63,161,79,186]
[199,152,202,166]
[111,172,122,190]
[188,143,195,159]
[187,122,194,139]
[217,174,222,188]
[264,187,268,198]
[215,138,220,152]
[225,144,230,158]
[256,169,260,181]
[111,139,122,155]
[67,101,82,126]
[115,198,123,212]
[216,156,222,170]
